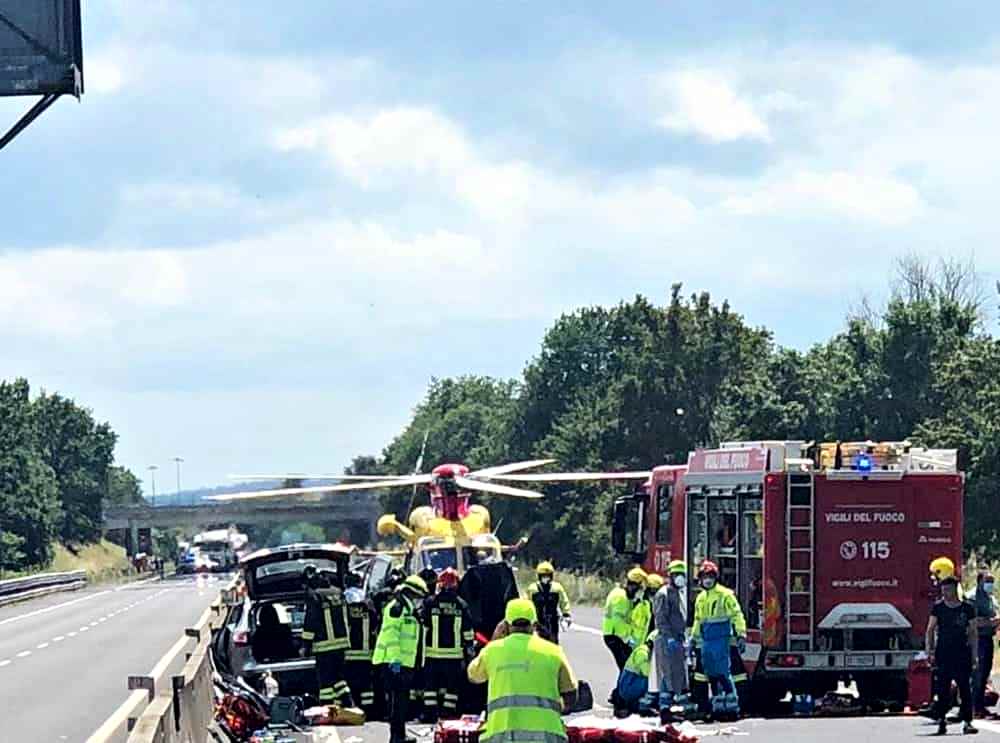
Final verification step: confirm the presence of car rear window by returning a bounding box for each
[254,558,340,581]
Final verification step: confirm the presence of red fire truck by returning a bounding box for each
[611,440,961,709]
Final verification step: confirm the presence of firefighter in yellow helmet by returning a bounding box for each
[468,599,578,743]
[373,574,427,743]
[527,561,572,644]
[630,574,662,647]
[302,566,354,708]
[604,567,647,672]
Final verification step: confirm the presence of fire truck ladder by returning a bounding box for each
[786,473,815,651]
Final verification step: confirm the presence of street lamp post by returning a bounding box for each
[173,457,184,505]
[148,465,158,507]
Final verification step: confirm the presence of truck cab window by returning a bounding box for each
[709,496,739,589]
[656,484,672,544]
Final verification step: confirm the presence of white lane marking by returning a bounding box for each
[89,620,99,626]
[98,617,107,622]
[53,636,65,643]
[976,720,1000,735]
[115,575,161,591]
[68,631,77,638]
[0,590,112,627]
[16,651,31,658]
[571,624,604,637]
[0,660,10,667]
[36,642,49,650]
[79,626,89,632]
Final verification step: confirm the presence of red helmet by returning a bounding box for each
[438,567,460,589]
[699,560,719,577]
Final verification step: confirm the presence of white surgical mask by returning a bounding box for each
[984,582,995,594]
[701,577,716,590]
[673,575,687,589]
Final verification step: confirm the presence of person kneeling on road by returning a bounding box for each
[926,575,979,736]
[373,574,428,743]
[614,630,657,717]
[468,598,577,743]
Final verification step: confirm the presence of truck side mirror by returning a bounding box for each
[612,496,645,558]
[612,498,628,553]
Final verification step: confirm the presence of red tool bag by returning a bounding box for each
[435,716,485,743]
[906,657,933,710]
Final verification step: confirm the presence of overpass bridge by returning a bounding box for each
[103,493,381,548]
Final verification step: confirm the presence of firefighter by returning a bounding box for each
[527,561,572,644]
[467,599,578,743]
[926,575,978,735]
[420,567,474,721]
[373,567,408,616]
[345,572,378,715]
[690,560,748,719]
[302,566,355,707]
[654,560,690,712]
[604,567,647,672]
[373,574,428,743]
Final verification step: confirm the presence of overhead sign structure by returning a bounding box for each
[0,0,83,151]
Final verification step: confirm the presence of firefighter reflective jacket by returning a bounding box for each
[373,593,421,669]
[629,598,652,645]
[472,632,569,743]
[346,599,377,661]
[691,584,746,646]
[603,586,633,639]
[421,590,474,660]
[302,586,350,653]
[527,581,571,633]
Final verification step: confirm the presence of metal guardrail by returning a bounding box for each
[0,569,87,607]
[87,579,236,743]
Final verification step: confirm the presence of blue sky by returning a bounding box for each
[2,2,998,493]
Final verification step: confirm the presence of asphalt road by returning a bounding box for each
[0,573,224,742]
[338,605,1000,743]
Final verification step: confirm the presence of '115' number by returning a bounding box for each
[862,541,890,559]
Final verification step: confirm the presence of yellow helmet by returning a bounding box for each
[402,575,428,596]
[646,573,665,589]
[505,598,538,624]
[536,561,555,576]
[930,557,956,579]
[667,560,687,576]
[626,567,648,585]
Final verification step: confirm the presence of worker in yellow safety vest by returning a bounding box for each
[630,573,662,646]
[604,567,647,672]
[468,598,578,743]
[690,560,748,718]
[373,574,428,743]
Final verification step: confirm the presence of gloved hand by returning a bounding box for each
[561,615,573,631]
[666,638,680,653]
[389,661,402,674]
[627,638,638,649]
[737,636,747,655]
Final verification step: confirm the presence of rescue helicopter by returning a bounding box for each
[216,459,651,576]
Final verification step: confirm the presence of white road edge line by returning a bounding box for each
[53,636,65,642]
[15,651,31,658]
[115,575,161,591]
[0,660,10,667]
[0,590,112,627]
[36,643,49,650]
[571,624,604,637]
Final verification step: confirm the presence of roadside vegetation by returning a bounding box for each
[354,254,1000,573]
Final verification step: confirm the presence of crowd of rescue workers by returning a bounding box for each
[258,554,998,742]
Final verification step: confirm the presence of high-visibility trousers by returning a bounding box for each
[316,650,353,705]
[344,658,374,711]
[423,657,464,720]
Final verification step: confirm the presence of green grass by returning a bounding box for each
[49,540,134,583]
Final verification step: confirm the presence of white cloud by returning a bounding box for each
[657,70,771,142]
[85,56,125,95]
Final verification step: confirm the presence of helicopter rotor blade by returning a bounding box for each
[208,474,433,501]
[454,476,543,499]
[227,474,407,481]
[470,459,556,478]
[488,471,652,482]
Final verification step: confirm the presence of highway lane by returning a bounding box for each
[0,573,224,742]
[339,604,1000,742]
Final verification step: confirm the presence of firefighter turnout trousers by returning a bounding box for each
[303,587,354,706]
[421,592,474,720]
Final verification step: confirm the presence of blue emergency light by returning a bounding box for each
[855,453,873,472]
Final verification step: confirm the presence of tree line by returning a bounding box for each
[351,255,1000,571]
[0,379,141,573]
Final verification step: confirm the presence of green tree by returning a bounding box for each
[33,392,117,544]
[106,466,144,506]
[0,379,60,567]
